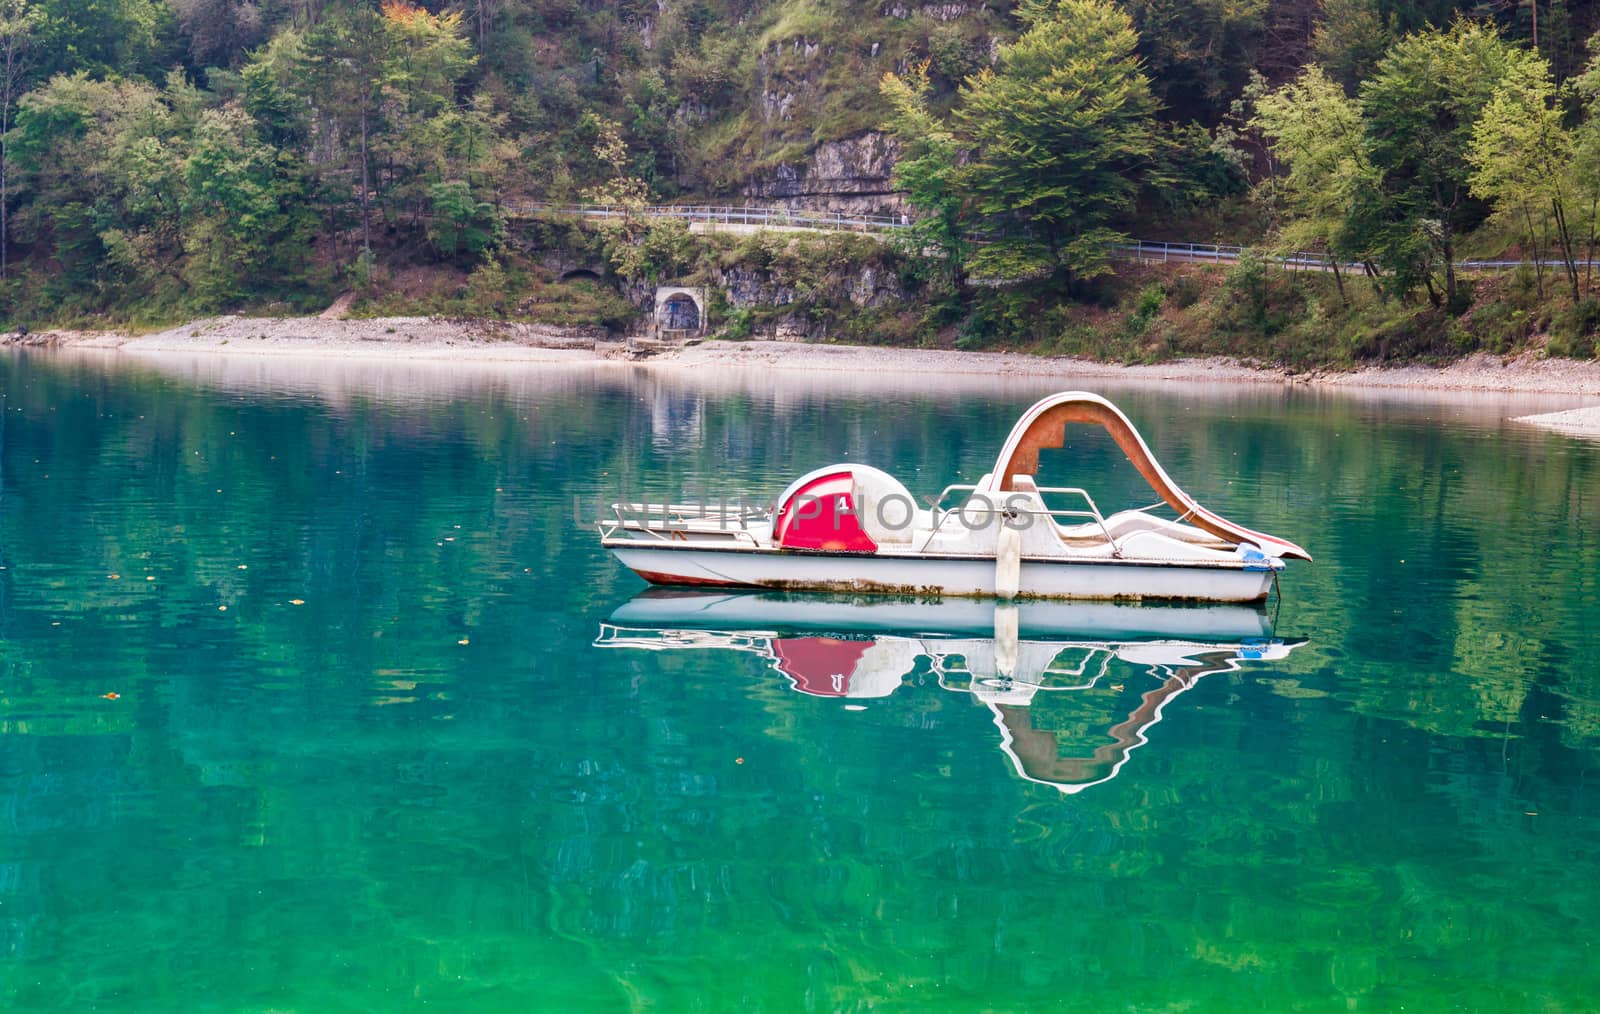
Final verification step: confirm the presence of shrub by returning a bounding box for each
[1167,273,1205,309]
[466,257,511,317]
[1220,249,1270,330]
[1122,282,1166,338]
[1550,297,1600,359]
[722,306,754,340]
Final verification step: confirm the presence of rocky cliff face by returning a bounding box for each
[716,247,907,339]
[726,0,1009,217]
[742,132,906,217]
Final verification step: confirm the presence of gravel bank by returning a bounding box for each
[8,317,1600,403]
[5,315,600,363]
[1513,406,1600,439]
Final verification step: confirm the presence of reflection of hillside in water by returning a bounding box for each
[596,591,1303,795]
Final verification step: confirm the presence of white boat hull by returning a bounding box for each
[609,543,1278,603]
[609,590,1276,640]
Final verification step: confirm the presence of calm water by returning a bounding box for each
[1,351,1597,1012]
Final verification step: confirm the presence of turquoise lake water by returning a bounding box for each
[1,351,1597,1012]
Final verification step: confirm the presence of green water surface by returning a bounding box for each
[0,352,1596,1012]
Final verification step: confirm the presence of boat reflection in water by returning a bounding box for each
[595,591,1304,794]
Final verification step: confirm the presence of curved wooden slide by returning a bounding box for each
[986,392,1312,561]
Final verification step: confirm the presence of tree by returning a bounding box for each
[240,29,308,149]
[301,7,391,255]
[183,102,312,301]
[379,0,473,228]
[879,60,965,291]
[956,0,1158,285]
[29,0,165,81]
[1119,0,1268,124]
[7,73,179,296]
[470,0,496,49]
[426,179,500,257]
[1360,21,1520,309]
[623,68,679,194]
[422,91,513,259]
[1468,47,1583,300]
[1311,0,1394,89]
[1570,37,1600,291]
[169,0,263,70]
[1252,66,1379,303]
[580,114,650,211]
[1,0,38,279]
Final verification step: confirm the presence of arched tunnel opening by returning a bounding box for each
[659,294,701,331]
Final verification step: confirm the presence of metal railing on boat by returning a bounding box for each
[921,484,1121,555]
[601,501,771,547]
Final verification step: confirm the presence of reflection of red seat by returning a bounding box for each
[771,638,872,696]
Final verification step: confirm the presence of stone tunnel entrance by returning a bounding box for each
[661,294,700,330]
[653,286,707,337]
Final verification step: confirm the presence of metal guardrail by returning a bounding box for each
[1114,240,1600,273]
[504,201,1584,274]
[1112,240,1362,272]
[503,200,910,234]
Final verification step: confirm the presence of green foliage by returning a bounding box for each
[29,0,165,82]
[1252,20,1588,316]
[183,103,313,303]
[879,61,964,290]
[1312,0,1393,89]
[601,218,696,282]
[351,247,377,292]
[1119,0,1266,123]
[957,0,1158,284]
[1166,273,1204,310]
[1145,120,1249,215]
[427,180,503,259]
[465,255,510,316]
[1468,47,1585,300]
[1252,66,1375,284]
[2,0,528,318]
[239,31,307,148]
[1360,21,1520,308]
[1124,282,1166,338]
[300,7,390,253]
[3,0,1600,367]
[956,292,1032,350]
[10,73,182,302]
[7,68,324,315]
[720,305,754,340]
[352,253,638,331]
[580,113,652,208]
[1217,249,1275,334]
[1549,296,1600,358]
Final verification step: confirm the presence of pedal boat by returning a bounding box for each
[599,391,1311,603]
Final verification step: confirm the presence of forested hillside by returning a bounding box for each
[2,0,1599,361]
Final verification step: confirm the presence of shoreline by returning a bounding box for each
[8,314,1600,435]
